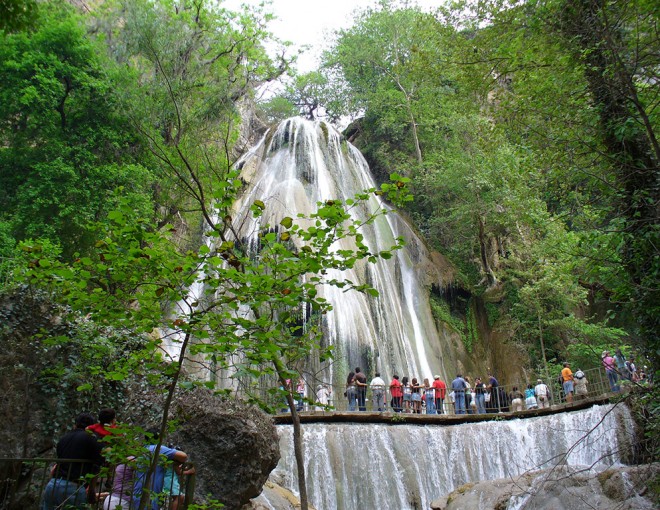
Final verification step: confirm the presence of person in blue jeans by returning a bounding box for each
[132,428,188,510]
[474,377,487,414]
[346,371,357,411]
[424,378,436,414]
[451,374,468,414]
[41,413,104,510]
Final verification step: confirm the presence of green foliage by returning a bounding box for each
[257,96,299,124]
[430,296,463,333]
[0,2,155,259]
[321,0,658,374]
[627,385,660,465]
[0,0,37,32]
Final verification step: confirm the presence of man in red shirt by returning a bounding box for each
[389,375,403,413]
[86,408,116,440]
[432,375,447,414]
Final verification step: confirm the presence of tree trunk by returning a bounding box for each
[558,0,659,362]
[275,362,308,510]
[478,215,497,286]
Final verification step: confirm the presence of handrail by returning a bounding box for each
[282,365,630,414]
[0,457,195,509]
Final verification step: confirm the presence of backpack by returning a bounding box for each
[557,373,564,385]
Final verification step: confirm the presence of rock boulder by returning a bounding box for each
[168,388,280,510]
[431,464,659,510]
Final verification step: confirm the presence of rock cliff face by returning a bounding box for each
[431,464,659,510]
[168,389,280,510]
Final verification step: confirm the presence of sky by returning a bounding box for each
[223,0,441,73]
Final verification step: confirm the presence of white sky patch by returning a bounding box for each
[224,0,442,73]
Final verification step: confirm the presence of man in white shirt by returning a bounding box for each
[370,372,386,411]
[534,379,551,409]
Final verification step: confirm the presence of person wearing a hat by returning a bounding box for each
[534,379,551,408]
[432,375,446,414]
[561,362,574,403]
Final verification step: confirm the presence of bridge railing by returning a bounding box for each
[286,366,618,414]
[0,457,195,509]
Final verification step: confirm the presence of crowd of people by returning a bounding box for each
[299,347,651,414]
[336,370,528,415]
[40,409,193,510]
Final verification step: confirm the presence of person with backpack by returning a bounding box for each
[574,369,589,400]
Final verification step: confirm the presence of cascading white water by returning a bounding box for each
[271,404,635,510]
[230,117,445,386]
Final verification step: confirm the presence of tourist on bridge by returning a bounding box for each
[525,385,538,410]
[411,378,422,414]
[354,367,368,411]
[615,348,628,380]
[370,372,386,412]
[346,371,357,411]
[451,374,468,414]
[402,376,412,413]
[534,379,550,408]
[474,377,487,414]
[486,373,500,412]
[561,362,574,403]
[602,351,619,392]
[315,384,331,411]
[464,376,474,414]
[432,375,446,414]
[509,386,524,412]
[296,377,306,412]
[423,378,436,414]
[574,369,589,400]
[389,375,403,412]
[626,357,639,382]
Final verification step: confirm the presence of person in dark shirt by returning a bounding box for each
[40,412,104,510]
[353,367,368,411]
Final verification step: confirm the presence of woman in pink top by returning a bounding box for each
[602,351,620,392]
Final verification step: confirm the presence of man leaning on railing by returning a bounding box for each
[40,413,104,509]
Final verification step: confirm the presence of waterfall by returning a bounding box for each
[229,117,446,386]
[272,404,635,510]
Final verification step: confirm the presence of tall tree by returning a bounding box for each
[0,1,154,258]
[554,0,659,360]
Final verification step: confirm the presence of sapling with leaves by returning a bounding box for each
[20,172,411,510]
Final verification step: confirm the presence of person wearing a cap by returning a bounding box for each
[432,375,446,414]
[561,362,574,403]
[534,379,550,408]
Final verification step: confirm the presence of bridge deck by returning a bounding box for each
[273,395,615,425]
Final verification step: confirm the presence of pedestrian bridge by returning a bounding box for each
[273,394,616,425]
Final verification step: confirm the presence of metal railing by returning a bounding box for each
[285,366,620,415]
[0,457,195,509]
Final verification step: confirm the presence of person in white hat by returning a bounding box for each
[432,375,446,414]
